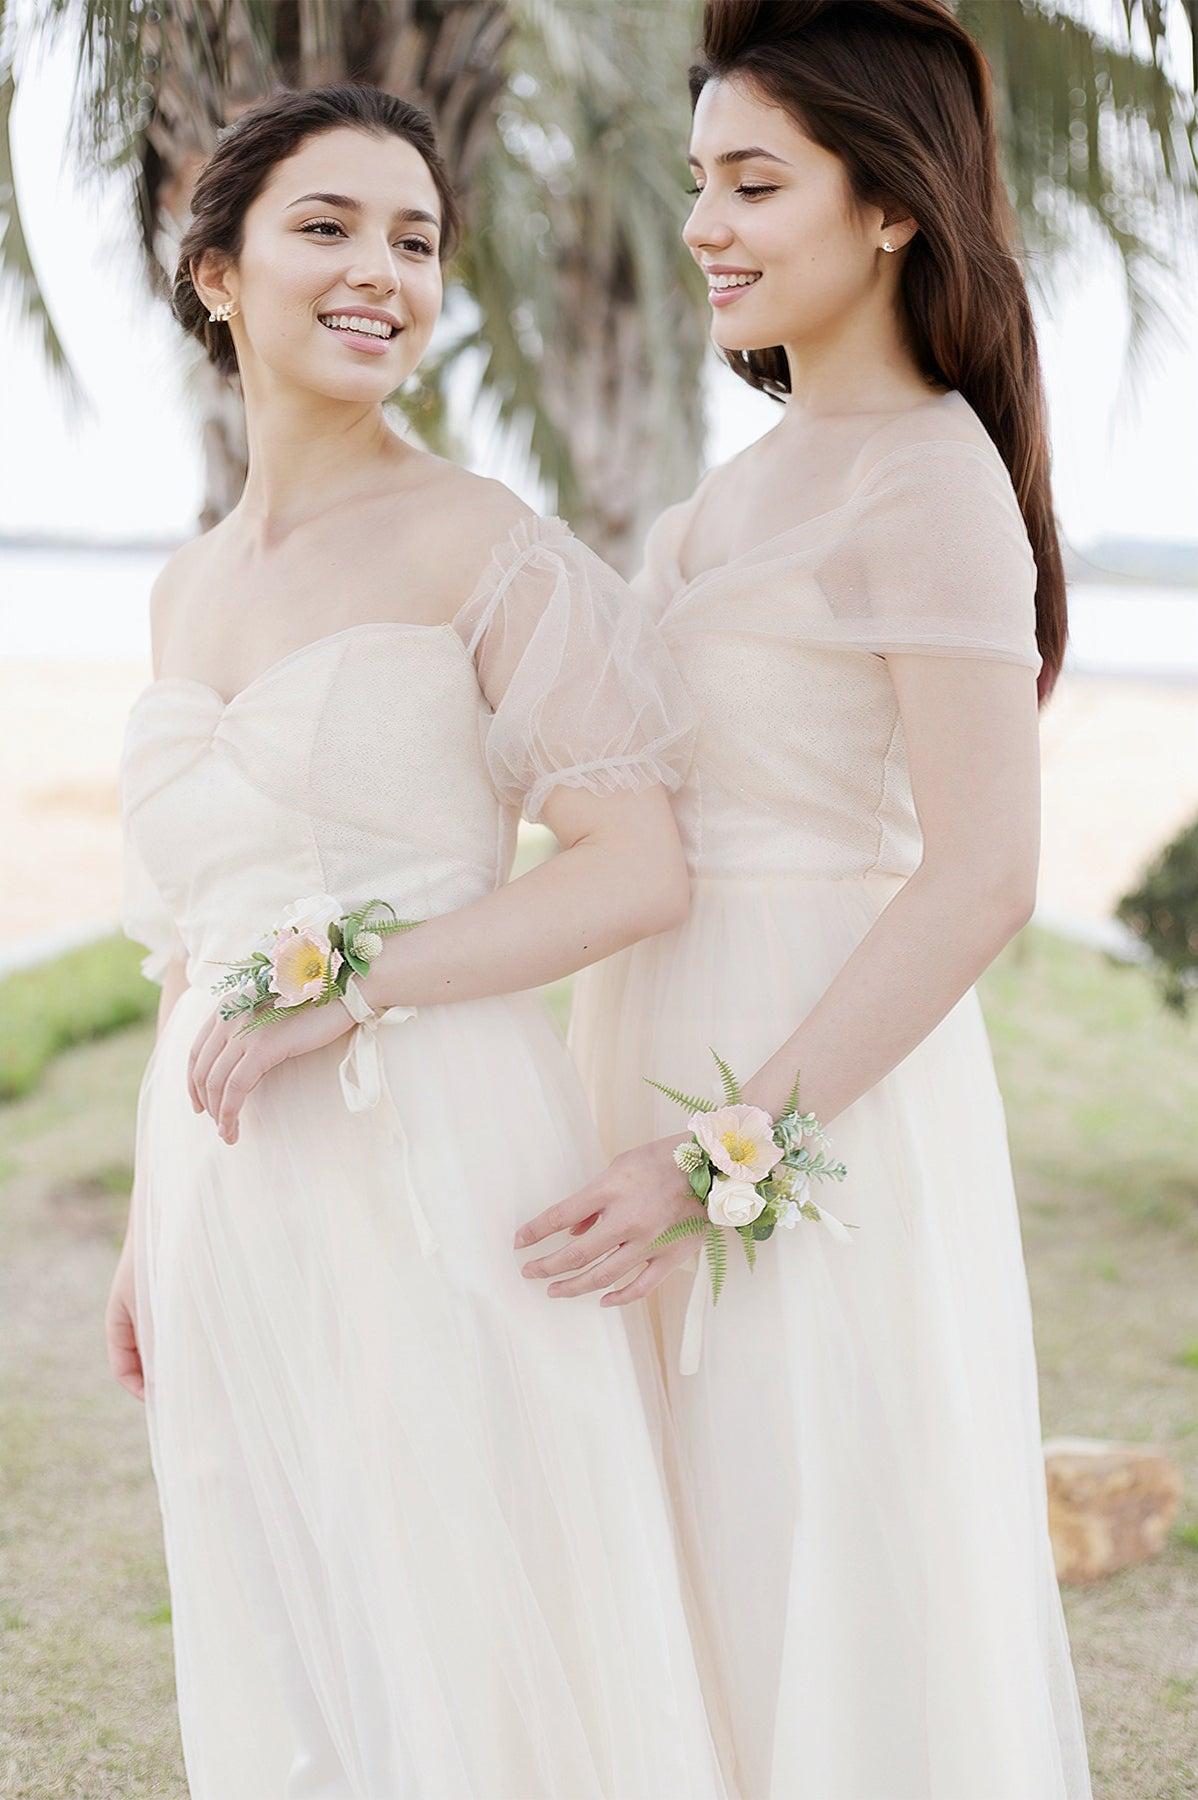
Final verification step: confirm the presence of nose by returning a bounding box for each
[682,188,735,257]
[346,233,402,297]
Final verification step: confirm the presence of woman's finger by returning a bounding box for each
[599,1246,689,1308]
[187,1014,223,1112]
[217,1042,266,1143]
[520,1220,623,1281]
[512,1181,606,1251]
[203,1034,247,1132]
[548,1243,647,1298]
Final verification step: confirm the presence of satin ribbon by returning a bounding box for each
[336,979,439,1260]
[678,1249,710,1377]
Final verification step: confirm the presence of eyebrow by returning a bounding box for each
[685,147,790,170]
[286,192,440,229]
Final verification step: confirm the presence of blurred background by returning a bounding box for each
[1,2,1196,1796]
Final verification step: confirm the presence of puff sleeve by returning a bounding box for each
[120,810,186,984]
[823,441,1042,670]
[454,516,697,824]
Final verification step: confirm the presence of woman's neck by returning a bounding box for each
[235,390,411,548]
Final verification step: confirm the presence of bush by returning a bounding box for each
[1116,814,1198,1015]
[0,934,159,1101]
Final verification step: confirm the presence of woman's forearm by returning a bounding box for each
[360,826,687,1012]
[742,860,1034,1128]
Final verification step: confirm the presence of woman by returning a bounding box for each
[518,4,1094,1796]
[105,82,728,1800]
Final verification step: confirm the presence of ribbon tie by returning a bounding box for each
[336,980,439,1260]
[678,1251,710,1376]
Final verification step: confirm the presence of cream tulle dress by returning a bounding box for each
[118,516,729,1800]
[569,394,1094,1800]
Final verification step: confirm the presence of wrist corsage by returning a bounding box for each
[209,893,420,1033]
[646,1049,853,1322]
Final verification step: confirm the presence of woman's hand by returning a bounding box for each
[513,1135,708,1307]
[105,1240,144,1402]
[187,999,354,1144]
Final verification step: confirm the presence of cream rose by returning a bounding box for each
[707,1175,767,1229]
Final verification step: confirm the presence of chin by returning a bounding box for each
[710,321,783,356]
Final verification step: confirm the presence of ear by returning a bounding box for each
[879,214,919,253]
[190,248,237,316]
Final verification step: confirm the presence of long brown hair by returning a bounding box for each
[693,0,1066,702]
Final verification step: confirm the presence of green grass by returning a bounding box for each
[0,934,157,1103]
[0,923,1195,1797]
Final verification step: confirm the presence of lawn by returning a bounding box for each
[0,925,1195,1798]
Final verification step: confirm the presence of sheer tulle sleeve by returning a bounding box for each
[828,441,1042,669]
[120,811,185,984]
[454,516,697,824]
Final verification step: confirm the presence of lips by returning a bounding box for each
[706,270,762,309]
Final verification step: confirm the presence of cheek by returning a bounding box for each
[405,264,444,330]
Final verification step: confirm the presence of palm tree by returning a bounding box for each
[1,0,1195,563]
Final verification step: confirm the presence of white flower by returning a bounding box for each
[707,1175,766,1229]
[275,893,342,942]
[779,1200,802,1230]
[353,930,383,962]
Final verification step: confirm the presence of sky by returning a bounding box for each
[1,26,1196,552]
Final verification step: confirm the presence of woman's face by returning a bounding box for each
[200,125,445,401]
[683,75,894,356]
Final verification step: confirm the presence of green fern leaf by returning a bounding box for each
[737,1223,757,1270]
[781,1066,803,1120]
[239,1005,293,1033]
[705,1224,727,1305]
[643,1076,717,1114]
[709,1047,742,1105]
[648,1214,708,1252]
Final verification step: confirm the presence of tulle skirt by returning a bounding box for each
[129,978,728,1800]
[569,871,1093,1800]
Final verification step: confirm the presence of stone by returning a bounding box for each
[1044,1437,1184,1585]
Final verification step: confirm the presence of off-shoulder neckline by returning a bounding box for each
[669,431,1010,594]
[135,513,573,714]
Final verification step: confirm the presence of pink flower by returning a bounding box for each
[691,1104,783,1183]
[269,927,341,1007]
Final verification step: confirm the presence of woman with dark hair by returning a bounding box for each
[105,81,727,1799]
[521,4,1094,1794]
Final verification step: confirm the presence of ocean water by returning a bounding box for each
[2,544,1196,678]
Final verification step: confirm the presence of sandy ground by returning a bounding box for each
[1,655,1196,960]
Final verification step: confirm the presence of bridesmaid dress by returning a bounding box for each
[118,515,728,1800]
[569,393,1094,1800]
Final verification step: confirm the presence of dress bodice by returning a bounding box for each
[118,516,694,987]
[635,393,1042,880]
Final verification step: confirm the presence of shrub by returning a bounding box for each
[1116,814,1198,1015]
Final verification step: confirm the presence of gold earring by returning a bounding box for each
[882,240,896,254]
[208,300,237,323]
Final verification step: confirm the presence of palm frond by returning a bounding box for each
[0,49,88,408]
[962,0,1197,363]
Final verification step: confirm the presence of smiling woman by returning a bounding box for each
[170,86,459,383]
[105,81,730,1800]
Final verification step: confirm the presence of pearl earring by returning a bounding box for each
[882,240,896,254]
[208,300,236,323]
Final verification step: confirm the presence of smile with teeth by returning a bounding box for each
[318,314,398,339]
[708,272,761,290]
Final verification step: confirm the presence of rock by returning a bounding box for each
[1044,1437,1184,1585]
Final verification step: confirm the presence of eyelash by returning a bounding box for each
[300,219,434,255]
[686,183,779,200]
